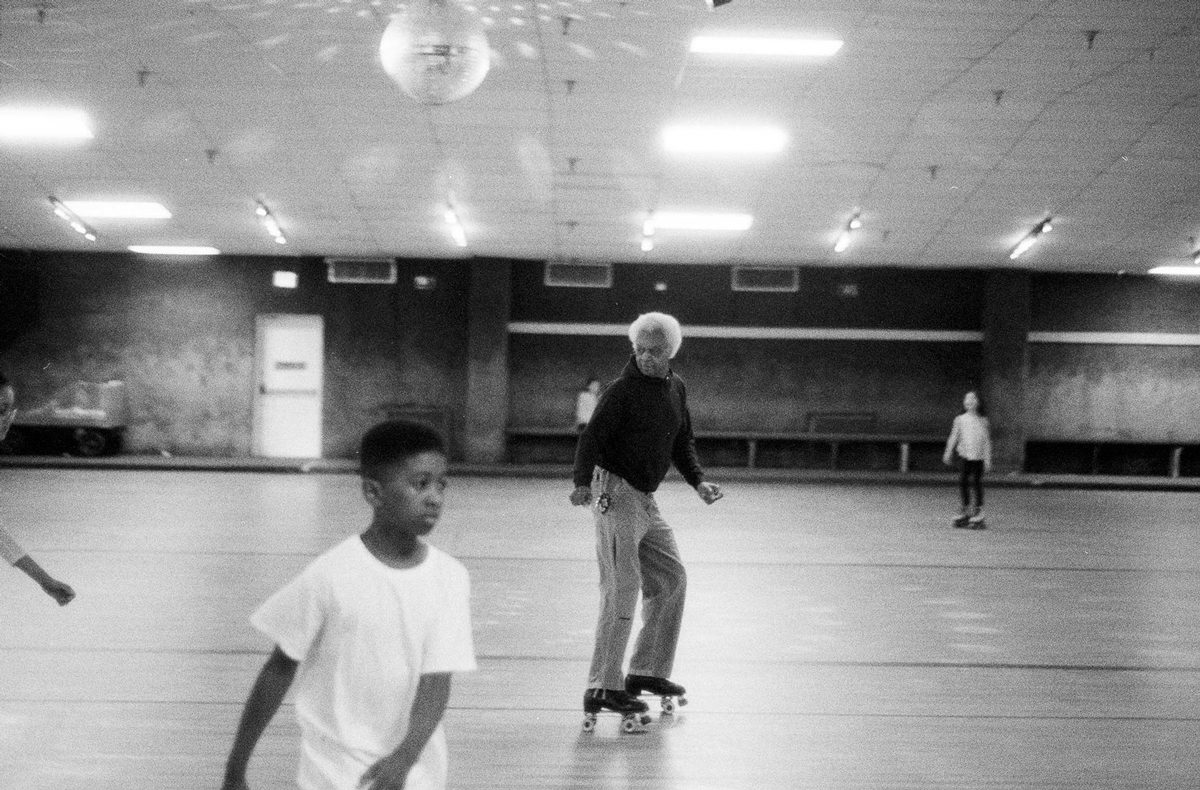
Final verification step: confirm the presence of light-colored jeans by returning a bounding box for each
[587,467,687,690]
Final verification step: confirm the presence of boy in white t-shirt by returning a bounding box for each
[221,420,476,790]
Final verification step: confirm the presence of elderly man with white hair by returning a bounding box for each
[570,311,722,730]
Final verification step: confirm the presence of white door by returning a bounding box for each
[252,314,324,458]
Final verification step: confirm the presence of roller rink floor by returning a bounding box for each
[1,468,1199,789]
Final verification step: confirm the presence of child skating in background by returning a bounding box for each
[942,390,992,529]
[221,420,476,790]
[0,372,76,605]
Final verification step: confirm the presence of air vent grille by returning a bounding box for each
[325,258,397,285]
[731,266,799,293]
[544,261,613,288]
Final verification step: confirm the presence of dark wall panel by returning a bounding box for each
[509,334,979,434]
[1032,273,1200,333]
[512,262,985,329]
[0,253,469,458]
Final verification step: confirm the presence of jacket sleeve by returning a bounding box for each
[572,382,621,488]
[671,383,705,488]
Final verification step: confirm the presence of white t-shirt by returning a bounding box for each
[949,412,992,462]
[251,537,476,790]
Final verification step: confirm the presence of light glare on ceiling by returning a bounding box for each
[63,201,171,219]
[0,108,93,140]
[1148,266,1200,277]
[690,36,843,57]
[662,125,788,155]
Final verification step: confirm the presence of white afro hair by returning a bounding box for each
[628,312,683,358]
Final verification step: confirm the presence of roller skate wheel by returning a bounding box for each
[677,695,688,707]
[582,714,597,733]
[620,716,639,733]
[661,697,676,715]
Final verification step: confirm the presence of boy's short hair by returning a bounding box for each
[360,420,446,480]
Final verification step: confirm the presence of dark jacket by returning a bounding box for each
[571,356,705,493]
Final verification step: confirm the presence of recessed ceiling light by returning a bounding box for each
[128,245,220,256]
[690,36,843,57]
[662,125,788,155]
[63,201,171,219]
[651,211,754,231]
[0,107,93,140]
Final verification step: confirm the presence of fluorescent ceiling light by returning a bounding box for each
[662,125,788,155]
[1148,266,1200,277]
[128,245,220,256]
[63,200,171,219]
[690,36,843,57]
[0,107,93,140]
[651,211,753,231]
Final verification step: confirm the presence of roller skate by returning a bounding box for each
[582,688,651,733]
[952,507,971,529]
[967,508,986,530]
[625,674,689,715]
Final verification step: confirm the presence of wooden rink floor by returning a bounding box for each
[2,468,1199,789]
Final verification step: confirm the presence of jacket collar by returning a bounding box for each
[622,355,673,382]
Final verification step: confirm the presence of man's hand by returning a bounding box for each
[569,485,592,507]
[695,482,723,505]
[359,752,415,790]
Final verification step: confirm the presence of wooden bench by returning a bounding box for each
[505,426,947,472]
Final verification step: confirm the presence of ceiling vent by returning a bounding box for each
[325,258,397,285]
[731,265,799,293]
[544,260,613,288]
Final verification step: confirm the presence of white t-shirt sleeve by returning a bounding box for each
[422,561,477,674]
[250,564,326,662]
[0,526,26,565]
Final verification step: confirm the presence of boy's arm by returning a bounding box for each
[12,554,76,605]
[359,672,453,790]
[222,646,298,790]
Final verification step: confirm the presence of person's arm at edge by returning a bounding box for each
[13,554,75,605]
[359,672,454,789]
[222,646,299,789]
[942,417,960,465]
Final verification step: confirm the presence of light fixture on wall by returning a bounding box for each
[273,271,298,289]
[379,0,490,105]
[48,197,97,241]
[833,213,862,253]
[1009,218,1052,260]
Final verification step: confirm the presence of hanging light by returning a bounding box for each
[379,0,491,105]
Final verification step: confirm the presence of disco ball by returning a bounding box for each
[379,0,491,105]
